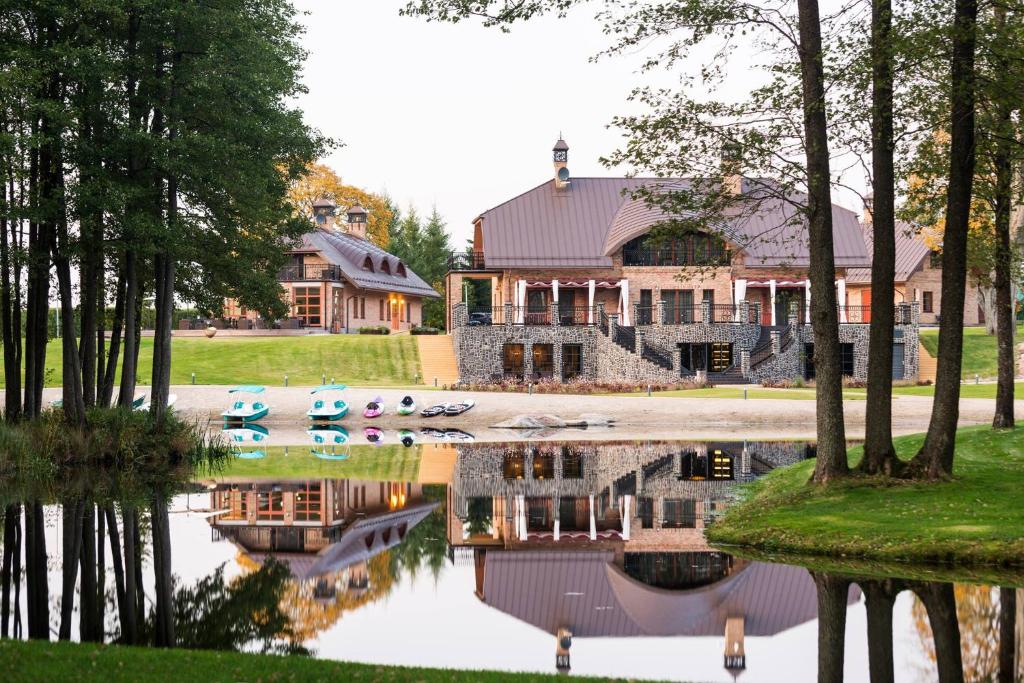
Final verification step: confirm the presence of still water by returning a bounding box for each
[5,433,1023,682]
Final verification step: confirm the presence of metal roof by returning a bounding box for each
[295,230,440,298]
[481,551,860,638]
[846,220,933,284]
[478,178,870,269]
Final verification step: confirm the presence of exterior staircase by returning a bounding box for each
[708,366,747,385]
[918,340,937,383]
[417,334,459,386]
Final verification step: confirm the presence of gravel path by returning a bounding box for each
[37,385,1023,443]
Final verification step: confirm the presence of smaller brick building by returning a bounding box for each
[224,199,439,332]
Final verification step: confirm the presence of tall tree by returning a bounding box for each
[908,0,979,478]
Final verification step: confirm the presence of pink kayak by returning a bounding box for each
[364,397,384,418]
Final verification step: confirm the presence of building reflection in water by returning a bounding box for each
[446,440,851,677]
[206,479,437,634]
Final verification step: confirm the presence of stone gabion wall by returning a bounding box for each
[594,332,679,383]
[792,319,920,382]
[747,335,802,383]
[639,322,762,355]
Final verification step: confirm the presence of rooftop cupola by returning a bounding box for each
[346,202,368,240]
[312,197,338,231]
[553,137,570,189]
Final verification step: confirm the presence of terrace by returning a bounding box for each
[277,263,345,282]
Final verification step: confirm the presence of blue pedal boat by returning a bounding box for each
[222,385,270,422]
[223,423,269,459]
[306,384,349,421]
[308,425,350,460]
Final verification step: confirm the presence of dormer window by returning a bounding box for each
[380,260,391,275]
[396,262,407,277]
[362,255,374,272]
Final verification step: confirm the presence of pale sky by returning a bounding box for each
[292,1,871,249]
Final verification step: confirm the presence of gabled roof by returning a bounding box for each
[477,178,870,269]
[295,230,440,299]
[846,220,933,284]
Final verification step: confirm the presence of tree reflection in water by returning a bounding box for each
[814,571,1022,683]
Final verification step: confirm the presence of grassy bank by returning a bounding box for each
[707,425,1024,566]
[202,444,421,481]
[919,324,1023,379]
[1,335,420,387]
[1,640,628,683]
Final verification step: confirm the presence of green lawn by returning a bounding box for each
[707,425,1024,566]
[919,325,1023,379]
[621,387,866,400]
[201,444,421,481]
[1,640,636,683]
[2,335,421,387]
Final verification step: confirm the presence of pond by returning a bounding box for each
[1,435,1021,681]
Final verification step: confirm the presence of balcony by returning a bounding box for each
[277,263,344,282]
[447,251,487,271]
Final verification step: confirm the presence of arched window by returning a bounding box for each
[622,232,728,267]
[396,262,407,277]
[362,255,374,272]
[380,260,391,275]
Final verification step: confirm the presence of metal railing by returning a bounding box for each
[780,327,794,352]
[466,307,504,326]
[622,246,731,267]
[749,339,773,368]
[277,264,344,281]
[642,344,674,370]
[558,306,596,326]
[838,305,913,325]
[447,251,487,271]
[598,309,609,336]
[662,305,702,324]
[613,325,636,352]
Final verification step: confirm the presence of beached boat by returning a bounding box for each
[364,427,384,445]
[364,396,384,419]
[444,399,475,416]
[307,384,349,421]
[399,429,416,447]
[136,393,177,412]
[222,386,269,422]
[397,396,417,415]
[420,402,450,418]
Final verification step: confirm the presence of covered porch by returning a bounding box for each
[734,278,852,326]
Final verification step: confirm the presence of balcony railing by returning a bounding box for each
[278,264,344,281]
[447,251,487,271]
[622,246,731,267]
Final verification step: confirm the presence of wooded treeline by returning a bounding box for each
[403,0,1022,480]
[0,0,323,647]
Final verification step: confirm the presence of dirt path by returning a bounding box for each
[37,385,1022,443]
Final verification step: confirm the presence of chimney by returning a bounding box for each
[721,142,743,196]
[312,198,338,231]
[863,192,874,226]
[553,137,570,189]
[346,203,368,240]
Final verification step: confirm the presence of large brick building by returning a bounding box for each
[446,138,921,385]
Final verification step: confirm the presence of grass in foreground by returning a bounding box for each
[1,640,633,683]
[707,425,1024,566]
[621,387,866,400]
[919,324,1023,379]
[202,444,421,481]
[2,335,420,388]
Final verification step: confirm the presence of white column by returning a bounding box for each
[622,495,631,540]
[587,279,596,324]
[588,495,597,541]
[914,287,920,303]
[515,280,525,324]
[620,280,630,326]
[733,279,747,321]
[552,279,559,304]
[837,279,847,322]
[769,279,777,326]
[491,276,499,308]
[517,495,527,540]
[553,518,560,542]
[805,279,812,324]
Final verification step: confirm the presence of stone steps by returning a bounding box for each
[417,334,459,386]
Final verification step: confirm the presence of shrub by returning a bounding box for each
[357,326,390,335]
[411,326,440,335]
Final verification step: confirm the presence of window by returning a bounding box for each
[562,447,584,479]
[532,454,555,480]
[503,343,524,378]
[406,302,411,322]
[379,299,385,320]
[362,256,374,271]
[663,499,698,529]
[292,287,321,326]
[702,289,715,309]
[396,263,407,277]
[662,289,694,323]
[622,233,728,267]
[256,490,284,520]
[532,343,554,379]
[562,344,582,380]
[709,342,732,372]
[360,297,366,319]
[294,483,322,522]
[840,342,855,376]
[922,291,934,313]
[381,260,391,274]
